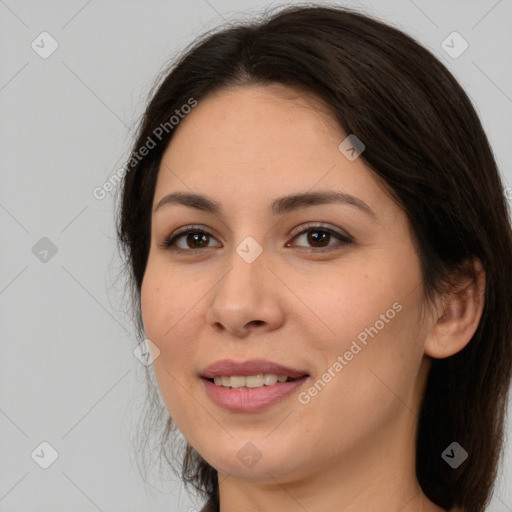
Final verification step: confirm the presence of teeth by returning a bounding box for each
[263,374,278,386]
[230,376,246,388]
[212,374,291,388]
[246,375,264,388]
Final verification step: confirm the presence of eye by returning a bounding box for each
[160,223,352,254]
[160,225,221,253]
[287,223,352,252]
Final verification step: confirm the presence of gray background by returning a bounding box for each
[1,0,511,511]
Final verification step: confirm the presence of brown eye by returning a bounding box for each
[183,232,210,249]
[305,230,331,247]
[162,227,221,252]
[288,224,352,252]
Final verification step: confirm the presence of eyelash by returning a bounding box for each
[160,223,353,254]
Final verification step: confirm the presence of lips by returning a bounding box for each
[200,359,309,379]
[199,359,310,412]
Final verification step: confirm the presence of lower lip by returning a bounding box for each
[201,377,309,412]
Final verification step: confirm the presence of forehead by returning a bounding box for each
[154,84,395,222]
[165,84,340,160]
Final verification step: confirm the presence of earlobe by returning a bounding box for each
[424,259,486,359]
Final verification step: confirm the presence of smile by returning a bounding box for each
[210,374,296,388]
[202,375,309,412]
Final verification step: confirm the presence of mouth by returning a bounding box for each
[205,374,305,389]
[200,359,310,412]
[200,358,308,380]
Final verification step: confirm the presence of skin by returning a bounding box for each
[140,84,484,512]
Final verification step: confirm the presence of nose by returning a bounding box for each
[205,246,286,338]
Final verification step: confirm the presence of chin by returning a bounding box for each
[199,437,306,483]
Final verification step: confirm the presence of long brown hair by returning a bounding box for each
[116,5,512,511]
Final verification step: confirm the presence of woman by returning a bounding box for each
[116,5,512,511]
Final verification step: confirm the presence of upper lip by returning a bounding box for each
[200,359,309,379]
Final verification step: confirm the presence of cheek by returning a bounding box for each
[303,257,427,404]
[140,263,200,373]
[140,267,203,425]
[301,263,411,349]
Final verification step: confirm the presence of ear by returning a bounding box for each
[424,258,486,359]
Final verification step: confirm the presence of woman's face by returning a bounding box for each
[141,84,434,485]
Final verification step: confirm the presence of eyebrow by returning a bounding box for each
[153,190,376,219]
